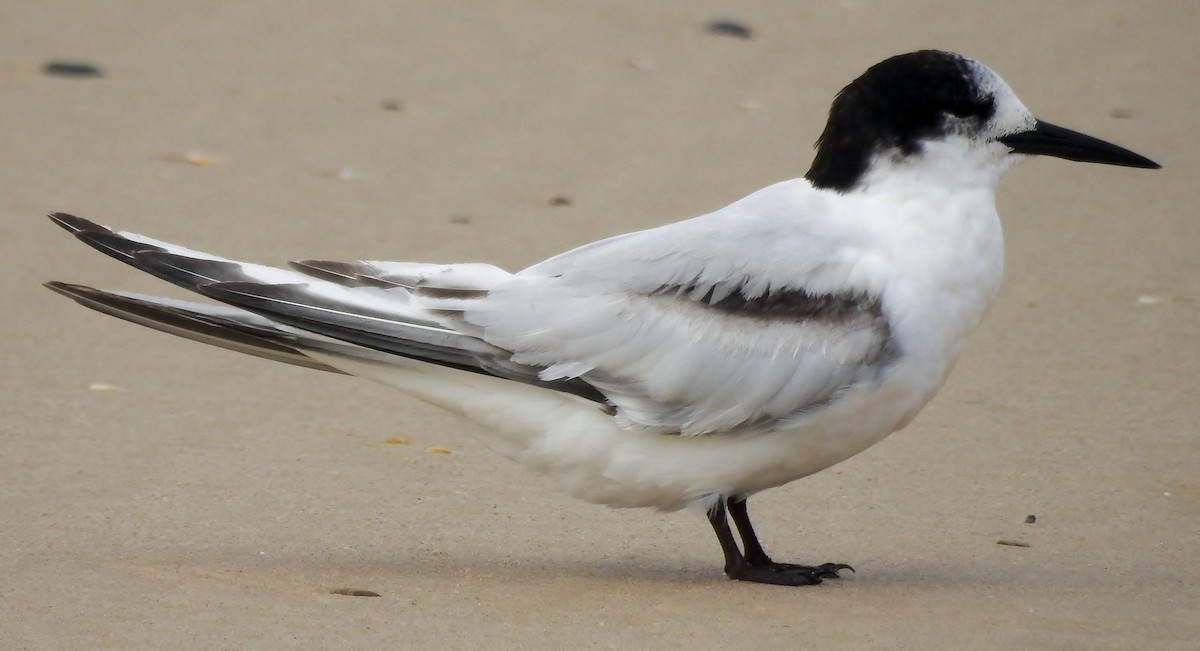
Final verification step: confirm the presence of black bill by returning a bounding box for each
[999,120,1160,169]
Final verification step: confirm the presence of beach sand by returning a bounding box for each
[2,2,1197,648]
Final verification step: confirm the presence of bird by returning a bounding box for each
[45,50,1159,586]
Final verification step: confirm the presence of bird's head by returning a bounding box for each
[805,50,1159,193]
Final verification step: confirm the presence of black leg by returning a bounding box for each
[707,496,853,586]
[706,499,745,577]
[728,497,771,566]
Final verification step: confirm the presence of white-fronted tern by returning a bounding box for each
[46,50,1159,585]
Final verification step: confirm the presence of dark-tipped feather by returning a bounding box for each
[45,214,610,403]
[44,282,343,373]
[289,260,402,288]
[48,214,214,290]
[130,249,257,289]
[48,212,102,235]
[74,230,165,265]
[50,213,168,270]
[196,281,608,403]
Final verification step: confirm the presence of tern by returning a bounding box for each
[46,50,1158,586]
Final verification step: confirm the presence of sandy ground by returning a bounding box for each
[2,1,1198,649]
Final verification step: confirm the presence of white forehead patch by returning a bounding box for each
[966,58,1036,138]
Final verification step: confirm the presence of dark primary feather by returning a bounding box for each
[129,250,613,404]
[46,213,609,403]
[288,259,402,288]
[192,280,610,402]
[43,281,344,373]
[192,280,502,366]
[50,213,232,291]
[53,215,166,268]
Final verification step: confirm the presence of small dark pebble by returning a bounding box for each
[1025,514,1037,524]
[548,195,571,207]
[43,61,105,78]
[1109,108,1135,119]
[330,588,381,597]
[448,214,473,225]
[996,539,1031,548]
[704,20,754,40]
[380,99,403,111]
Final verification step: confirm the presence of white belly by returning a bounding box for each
[310,349,945,512]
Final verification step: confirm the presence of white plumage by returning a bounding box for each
[46,50,1158,585]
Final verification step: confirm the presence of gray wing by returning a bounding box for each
[434,181,897,435]
[47,177,894,438]
[45,214,607,402]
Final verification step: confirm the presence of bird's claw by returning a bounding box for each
[811,562,855,578]
[767,561,854,580]
[728,560,854,586]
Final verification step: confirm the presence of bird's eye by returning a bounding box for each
[948,103,975,119]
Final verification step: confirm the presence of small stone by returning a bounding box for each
[43,61,104,78]
[704,20,753,40]
[548,195,571,207]
[1024,515,1036,524]
[330,588,381,597]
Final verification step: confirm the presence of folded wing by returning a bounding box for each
[423,181,897,435]
[46,214,605,402]
[48,180,893,437]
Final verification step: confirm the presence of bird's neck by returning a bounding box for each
[856,138,1013,196]
[847,143,1009,380]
